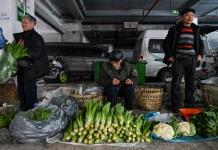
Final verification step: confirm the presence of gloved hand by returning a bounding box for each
[17,56,33,68]
[196,61,201,68]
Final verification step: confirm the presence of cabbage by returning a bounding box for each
[177,121,196,136]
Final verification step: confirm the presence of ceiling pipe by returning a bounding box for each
[144,0,160,17]
[66,0,85,21]
[77,0,87,15]
[41,0,62,17]
[200,6,218,17]
[35,0,66,34]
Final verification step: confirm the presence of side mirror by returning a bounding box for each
[203,35,208,39]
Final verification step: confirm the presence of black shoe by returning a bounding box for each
[172,108,179,113]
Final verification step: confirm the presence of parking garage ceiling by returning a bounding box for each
[37,0,218,24]
[36,0,218,48]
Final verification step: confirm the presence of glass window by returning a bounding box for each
[148,39,164,53]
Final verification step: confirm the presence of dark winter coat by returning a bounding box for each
[13,29,49,82]
[98,61,138,87]
[162,21,204,65]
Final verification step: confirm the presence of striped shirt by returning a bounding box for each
[176,26,196,58]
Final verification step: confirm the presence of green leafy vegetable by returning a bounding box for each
[0,42,28,83]
[0,108,15,128]
[24,107,52,122]
[192,106,218,137]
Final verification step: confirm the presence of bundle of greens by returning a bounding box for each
[192,106,218,137]
[0,108,15,128]
[24,107,52,122]
[0,42,28,83]
[63,101,152,144]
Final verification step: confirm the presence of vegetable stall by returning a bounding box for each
[1,80,218,145]
[0,43,218,146]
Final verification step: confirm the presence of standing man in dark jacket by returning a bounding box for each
[162,8,204,112]
[13,15,49,111]
[98,50,138,110]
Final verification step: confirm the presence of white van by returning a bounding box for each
[134,30,171,81]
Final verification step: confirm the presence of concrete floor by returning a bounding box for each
[0,136,218,150]
[1,83,218,150]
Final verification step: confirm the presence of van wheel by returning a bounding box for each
[157,68,172,82]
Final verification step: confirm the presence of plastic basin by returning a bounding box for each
[179,108,204,120]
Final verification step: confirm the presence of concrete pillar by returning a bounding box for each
[35,16,62,42]
[62,23,89,43]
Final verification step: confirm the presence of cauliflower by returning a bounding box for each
[152,123,175,140]
[177,121,196,136]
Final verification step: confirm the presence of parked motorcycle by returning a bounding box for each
[42,56,69,83]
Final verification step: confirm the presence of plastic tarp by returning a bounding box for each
[153,135,218,143]
[9,95,78,143]
[37,84,103,101]
[201,77,218,85]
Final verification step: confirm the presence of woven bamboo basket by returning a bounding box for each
[201,84,218,107]
[0,83,18,105]
[0,105,15,115]
[71,94,103,108]
[135,86,163,111]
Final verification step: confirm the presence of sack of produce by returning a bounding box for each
[9,96,78,143]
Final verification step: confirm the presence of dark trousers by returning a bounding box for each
[17,73,37,111]
[171,56,197,110]
[105,84,135,110]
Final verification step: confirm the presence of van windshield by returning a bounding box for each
[148,39,164,53]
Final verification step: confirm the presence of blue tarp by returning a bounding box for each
[153,135,218,143]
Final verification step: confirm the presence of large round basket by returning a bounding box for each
[0,82,18,105]
[135,86,163,111]
[71,94,103,108]
[201,84,218,107]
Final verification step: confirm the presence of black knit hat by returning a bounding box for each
[109,50,123,62]
[180,8,195,16]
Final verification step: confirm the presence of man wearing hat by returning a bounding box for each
[163,8,204,112]
[98,50,138,110]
